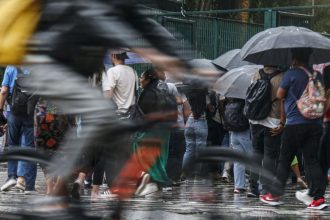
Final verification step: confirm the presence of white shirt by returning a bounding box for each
[249,117,281,129]
[102,65,136,113]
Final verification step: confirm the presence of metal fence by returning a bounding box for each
[153,14,264,60]
[130,4,330,74]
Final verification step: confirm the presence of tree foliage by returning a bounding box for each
[183,0,330,33]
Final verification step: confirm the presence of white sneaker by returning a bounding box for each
[24,190,38,195]
[99,189,118,200]
[137,183,159,197]
[1,178,17,191]
[134,173,150,196]
[162,187,172,192]
[296,190,313,206]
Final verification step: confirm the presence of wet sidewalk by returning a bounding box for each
[0,167,329,219]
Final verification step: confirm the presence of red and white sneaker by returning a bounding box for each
[307,198,328,210]
[260,193,283,206]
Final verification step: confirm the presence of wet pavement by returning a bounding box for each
[0,165,329,219]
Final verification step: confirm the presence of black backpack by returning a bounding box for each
[244,69,280,120]
[223,98,249,132]
[128,82,178,122]
[8,68,38,116]
[153,82,178,122]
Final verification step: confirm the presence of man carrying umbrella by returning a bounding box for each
[260,48,327,210]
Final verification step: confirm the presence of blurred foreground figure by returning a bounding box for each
[0,0,190,213]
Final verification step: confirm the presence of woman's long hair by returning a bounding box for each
[142,68,159,87]
[187,89,207,120]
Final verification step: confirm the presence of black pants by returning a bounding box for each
[249,124,281,194]
[79,133,132,187]
[206,119,227,173]
[271,124,326,199]
[166,129,185,180]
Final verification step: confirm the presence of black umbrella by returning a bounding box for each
[212,49,252,71]
[240,26,330,66]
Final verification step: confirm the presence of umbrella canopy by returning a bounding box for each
[188,59,226,79]
[212,49,252,70]
[185,58,226,87]
[240,26,330,66]
[213,65,262,99]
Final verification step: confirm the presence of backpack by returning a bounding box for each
[223,98,249,132]
[244,69,280,120]
[8,68,38,116]
[153,82,178,122]
[128,82,178,122]
[127,104,144,121]
[296,67,326,119]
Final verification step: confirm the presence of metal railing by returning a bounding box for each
[130,4,330,74]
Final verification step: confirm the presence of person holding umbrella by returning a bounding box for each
[260,48,327,210]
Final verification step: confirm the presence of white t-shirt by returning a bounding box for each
[102,65,137,113]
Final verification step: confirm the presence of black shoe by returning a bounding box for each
[71,181,81,200]
[247,190,259,198]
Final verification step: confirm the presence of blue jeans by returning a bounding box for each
[182,116,208,176]
[231,130,252,189]
[7,111,37,190]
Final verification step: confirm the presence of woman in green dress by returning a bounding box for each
[132,68,173,196]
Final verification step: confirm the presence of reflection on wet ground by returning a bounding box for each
[0,167,329,219]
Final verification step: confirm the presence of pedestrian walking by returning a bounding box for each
[0,66,37,194]
[131,68,176,196]
[206,91,228,181]
[102,50,137,116]
[319,65,330,184]
[34,98,76,195]
[260,48,327,210]
[181,88,208,180]
[245,65,284,197]
[223,98,251,193]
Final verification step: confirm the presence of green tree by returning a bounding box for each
[183,0,330,32]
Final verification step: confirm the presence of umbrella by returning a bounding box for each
[213,65,262,99]
[188,58,226,76]
[212,49,252,70]
[240,26,330,66]
[184,58,226,88]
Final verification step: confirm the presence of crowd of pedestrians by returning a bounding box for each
[0,48,329,211]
